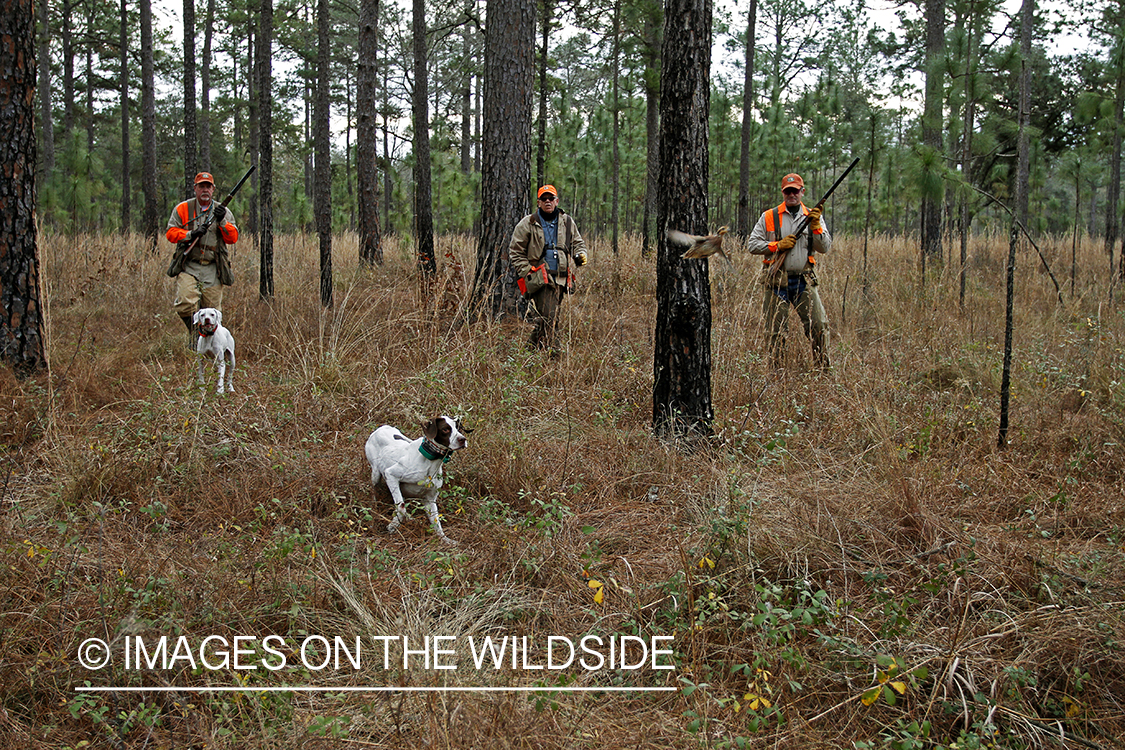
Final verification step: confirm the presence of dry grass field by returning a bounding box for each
[1,226,1123,749]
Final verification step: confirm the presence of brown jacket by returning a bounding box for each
[509,209,586,287]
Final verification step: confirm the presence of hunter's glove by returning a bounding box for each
[777,235,797,252]
[807,206,822,231]
[188,226,207,243]
[211,204,227,224]
[574,250,588,267]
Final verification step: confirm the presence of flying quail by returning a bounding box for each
[667,226,729,261]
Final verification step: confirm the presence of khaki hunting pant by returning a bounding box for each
[527,283,565,353]
[762,282,830,370]
[173,271,223,317]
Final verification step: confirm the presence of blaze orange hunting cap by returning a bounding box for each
[781,173,804,191]
[194,172,215,185]
[537,185,558,200]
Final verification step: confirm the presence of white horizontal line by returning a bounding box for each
[76,686,677,693]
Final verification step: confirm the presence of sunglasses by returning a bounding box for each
[538,195,557,202]
[783,188,801,195]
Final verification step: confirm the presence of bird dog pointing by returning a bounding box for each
[365,416,471,545]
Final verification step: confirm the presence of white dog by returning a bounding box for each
[365,416,470,545]
[192,307,236,393]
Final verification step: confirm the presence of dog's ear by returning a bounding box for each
[215,310,222,326]
[421,418,439,440]
[192,310,202,324]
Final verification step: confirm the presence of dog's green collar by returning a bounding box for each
[419,439,453,463]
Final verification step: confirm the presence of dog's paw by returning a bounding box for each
[386,521,401,534]
[439,535,458,546]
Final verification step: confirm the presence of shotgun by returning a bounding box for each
[179,165,256,258]
[766,157,860,283]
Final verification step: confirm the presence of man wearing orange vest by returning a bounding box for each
[747,172,832,370]
[165,172,239,342]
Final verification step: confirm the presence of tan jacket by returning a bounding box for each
[509,210,586,286]
[747,202,831,275]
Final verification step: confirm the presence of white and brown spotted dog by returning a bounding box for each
[192,307,235,393]
[365,416,471,545]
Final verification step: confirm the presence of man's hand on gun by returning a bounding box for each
[212,204,226,225]
[776,235,797,252]
[807,206,822,232]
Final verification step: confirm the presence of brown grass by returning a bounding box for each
[1,227,1123,748]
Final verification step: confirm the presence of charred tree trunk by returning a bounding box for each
[413,0,436,276]
[0,0,47,376]
[470,0,534,317]
[653,0,713,440]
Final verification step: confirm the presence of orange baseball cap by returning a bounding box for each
[781,173,803,191]
[537,184,558,200]
[194,172,215,185]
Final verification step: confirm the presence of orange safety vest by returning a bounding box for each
[762,203,818,267]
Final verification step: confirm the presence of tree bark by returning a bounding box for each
[653,0,713,440]
[470,0,534,317]
[413,0,436,275]
[358,0,383,266]
[258,0,274,299]
[0,0,48,376]
[315,0,333,307]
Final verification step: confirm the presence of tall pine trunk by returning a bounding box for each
[641,3,661,257]
[470,0,534,317]
[920,0,945,273]
[737,0,757,238]
[536,0,552,188]
[119,0,129,234]
[141,0,158,250]
[653,0,713,440]
[315,0,333,307]
[413,0,436,275]
[184,0,197,196]
[258,0,274,299]
[0,0,47,376]
[201,0,215,170]
[358,0,383,266]
[610,0,621,258]
[37,0,54,177]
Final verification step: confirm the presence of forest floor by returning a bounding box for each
[2,229,1124,749]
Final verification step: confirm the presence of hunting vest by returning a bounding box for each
[176,199,227,264]
[762,202,818,268]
